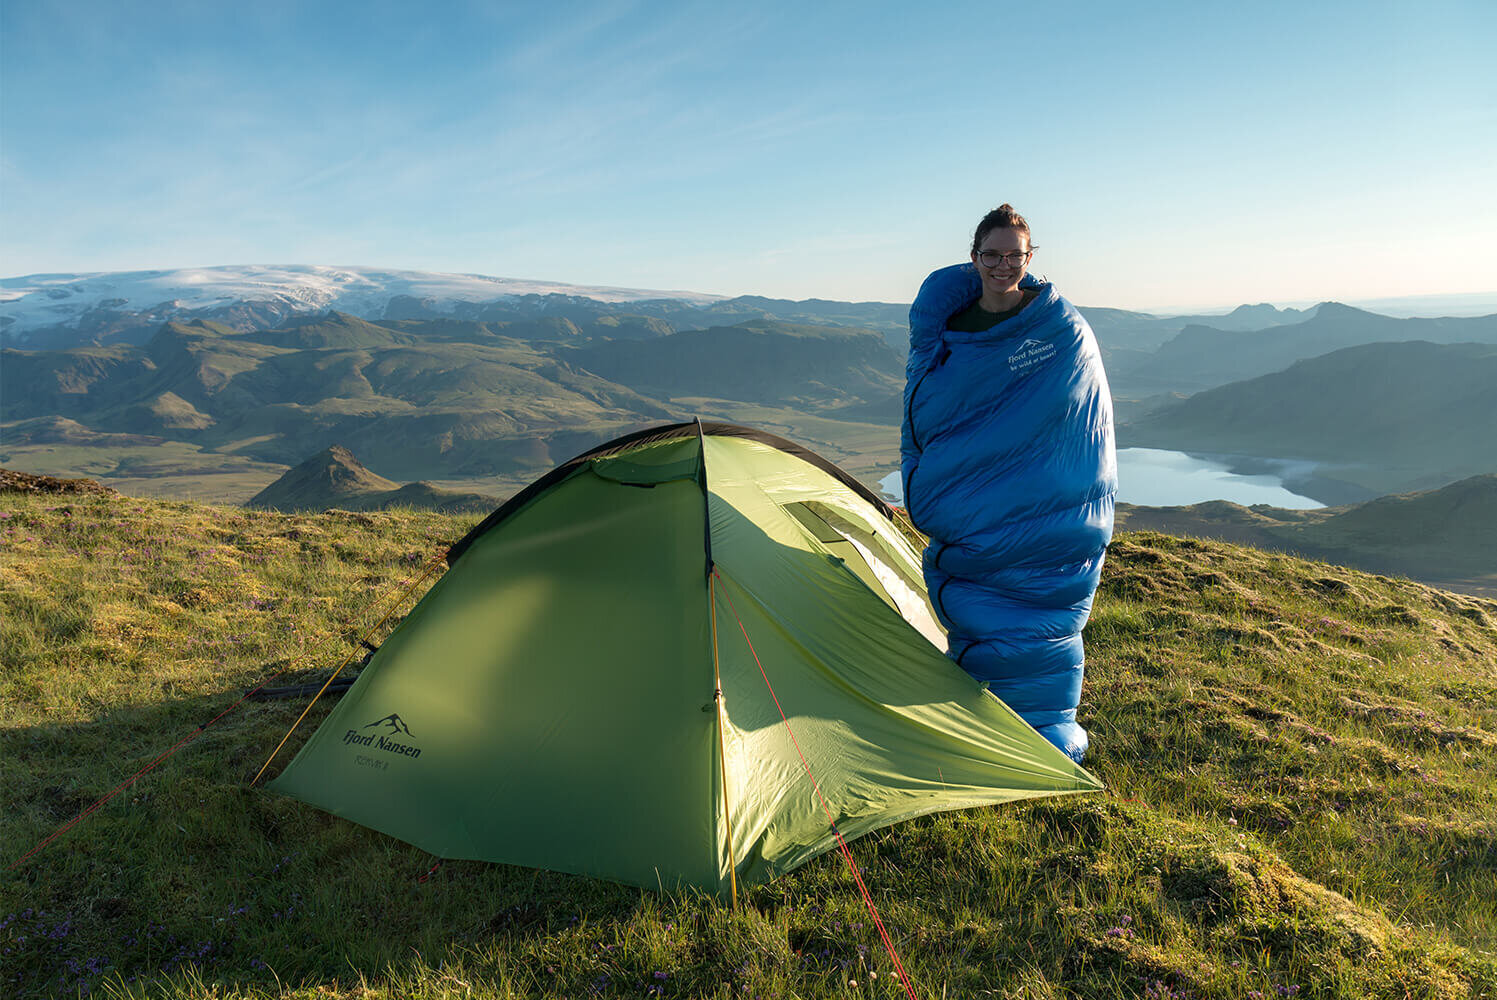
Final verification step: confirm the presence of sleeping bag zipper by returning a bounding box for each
[904,339,952,454]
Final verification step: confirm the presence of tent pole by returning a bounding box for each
[710,570,740,909]
[697,418,738,906]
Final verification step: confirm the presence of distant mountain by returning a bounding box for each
[708,296,910,348]
[1277,473,1497,583]
[250,444,399,502]
[252,311,425,350]
[1072,308,1175,355]
[247,445,499,514]
[1079,302,1316,357]
[1188,302,1319,330]
[1115,473,1497,596]
[1127,303,1497,391]
[1120,340,1497,497]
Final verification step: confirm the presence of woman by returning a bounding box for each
[900,204,1115,763]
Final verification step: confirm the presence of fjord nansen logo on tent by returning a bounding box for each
[341,713,422,759]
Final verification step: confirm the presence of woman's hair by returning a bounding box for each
[971,204,1031,254]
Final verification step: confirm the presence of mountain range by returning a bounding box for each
[3,265,1493,532]
[1109,302,1497,393]
[0,265,1361,361]
[0,306,907,501]
[569,320,902,412]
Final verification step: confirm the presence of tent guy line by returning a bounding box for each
[8,683,275,872]
[6,548,448,872]
[716,565,919,1000]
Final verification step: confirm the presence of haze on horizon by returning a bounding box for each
[2,0,1493,313]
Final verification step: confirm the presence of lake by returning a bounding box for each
[878,448,1325,510]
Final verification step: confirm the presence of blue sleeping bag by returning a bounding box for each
[901,264,1116,762]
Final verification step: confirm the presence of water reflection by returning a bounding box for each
[879,448,1324,510]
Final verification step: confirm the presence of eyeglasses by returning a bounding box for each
[976,249,1033,267]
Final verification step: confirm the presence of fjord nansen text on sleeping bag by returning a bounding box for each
[901,263,1116,763]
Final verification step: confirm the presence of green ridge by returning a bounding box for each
[1116,473,1497,598]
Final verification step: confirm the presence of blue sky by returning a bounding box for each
[2,0,1493,311]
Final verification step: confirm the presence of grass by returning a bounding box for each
[2,492,1495,998]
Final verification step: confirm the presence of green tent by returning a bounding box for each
[269,422,1100,894]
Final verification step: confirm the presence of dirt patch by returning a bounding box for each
[0,467,115,495]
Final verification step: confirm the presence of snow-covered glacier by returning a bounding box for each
[0,264,724,342]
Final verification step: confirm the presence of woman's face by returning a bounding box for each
[971,227,1030,299]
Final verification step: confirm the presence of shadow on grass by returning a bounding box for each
[2,685,660,998]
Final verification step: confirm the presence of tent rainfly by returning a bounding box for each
[269,422,1101,894]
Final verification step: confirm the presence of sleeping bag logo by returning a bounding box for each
[1008,338,1056,374]
[342,712,422,764]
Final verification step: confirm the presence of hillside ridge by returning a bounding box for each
[1116,472,1497,597]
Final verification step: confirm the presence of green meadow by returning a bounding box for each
[3,490,1495,998]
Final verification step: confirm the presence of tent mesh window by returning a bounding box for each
[780,500,945,650]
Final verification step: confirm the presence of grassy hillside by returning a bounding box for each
[1116,474,1497,598]
[3,488,1495,998]
[1275,474,1497,586]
